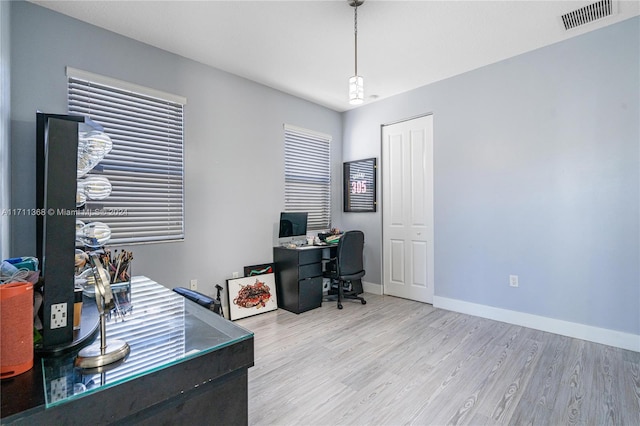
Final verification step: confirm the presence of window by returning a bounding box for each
[284,124,331,231]
[67,67,185,244]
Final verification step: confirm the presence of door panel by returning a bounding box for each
[390,239,405,283]
[410,131,427,226]
[389,134,404,225]
[382,115,434,303]
[411,241,428,288]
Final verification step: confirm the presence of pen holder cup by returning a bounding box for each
[111,264,132,317]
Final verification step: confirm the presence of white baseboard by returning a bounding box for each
[362,281,383,295]
[433,296,640,353]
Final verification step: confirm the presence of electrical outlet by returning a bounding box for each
[50,377,67,403]
[509,275,519,288]
[50,303,67,329]
[232,272,239,278]
[322,279,330,292]
[190,279,198,290]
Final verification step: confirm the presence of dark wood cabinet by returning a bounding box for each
[273,246,324,314]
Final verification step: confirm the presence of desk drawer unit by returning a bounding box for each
[273,247,323,314]
[299,262,322,280]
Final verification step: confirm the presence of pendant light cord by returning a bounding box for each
[354,3,358,76]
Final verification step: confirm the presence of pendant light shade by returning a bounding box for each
[349,75,364,105]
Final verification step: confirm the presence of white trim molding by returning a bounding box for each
[362,281,383,295]
[434,296,640,353]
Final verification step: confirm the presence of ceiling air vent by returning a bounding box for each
[561,0,615,30]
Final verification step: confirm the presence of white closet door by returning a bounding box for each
[382,115,434,303]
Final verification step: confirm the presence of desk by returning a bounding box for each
[273,245,335,314]
[1,276,254,425]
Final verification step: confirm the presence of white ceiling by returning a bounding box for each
[29,0,640,112]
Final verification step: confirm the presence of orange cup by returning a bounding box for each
[0,282,34,378]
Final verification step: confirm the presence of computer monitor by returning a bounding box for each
[278,212,308,238]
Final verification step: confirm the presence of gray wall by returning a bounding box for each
[341,17,639,335]
[1,0,10,261]
[9,1,342,298]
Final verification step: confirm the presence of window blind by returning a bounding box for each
[68,70,185,245]
[284,125,331,231]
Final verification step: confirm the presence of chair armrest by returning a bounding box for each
[173,287,215,309]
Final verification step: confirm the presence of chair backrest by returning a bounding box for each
[336,230,365,278]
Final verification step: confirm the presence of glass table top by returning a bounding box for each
[41,276,253,408]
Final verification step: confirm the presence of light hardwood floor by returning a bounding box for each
[237,293,640,425]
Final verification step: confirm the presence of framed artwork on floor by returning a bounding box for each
[226,273,278,320]
[243,263,274,277]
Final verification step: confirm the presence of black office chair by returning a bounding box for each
[324,230,366,309]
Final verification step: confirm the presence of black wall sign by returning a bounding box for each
[343,158,377,212]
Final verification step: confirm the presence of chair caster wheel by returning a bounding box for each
[361,300,366,305]
[338,303,343,309]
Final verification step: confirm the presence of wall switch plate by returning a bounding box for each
[50,303,67,329]
[190,279,198,290]
[232,272,239,278]
[509,275,519,287]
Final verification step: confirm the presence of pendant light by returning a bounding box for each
[348,0,364,105]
